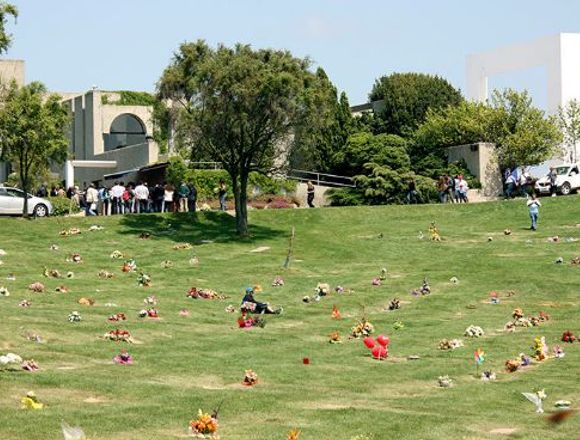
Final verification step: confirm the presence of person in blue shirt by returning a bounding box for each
[241,287,282,314]
[527,193,542,231]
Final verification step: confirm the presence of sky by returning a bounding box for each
[5,0,580,108]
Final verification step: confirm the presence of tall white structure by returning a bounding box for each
[467,33,580,162]
[466,33,580,115]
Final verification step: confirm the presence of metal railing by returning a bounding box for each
[286,169,356,188]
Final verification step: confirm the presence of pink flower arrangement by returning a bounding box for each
[113,350,133,365]
[28,282,45,293]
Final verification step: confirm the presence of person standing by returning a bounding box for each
[527,193,541,231]
[436,176,448,203]
[505,173,516,199]
[187,183,197,213]
[98,185,110,216]
[406,179,418,204]
[548,166,558,197]
[110,181,125,214]
[306,181,315,208]
[163,183,175,213]
[85,183,99,216]
[178,182,190,212]
[134,181,149,213]
[218,180,227,211]
[446,175,455,203]
[457,175,469,203]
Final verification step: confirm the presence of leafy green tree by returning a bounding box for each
[332,132,409,176]
[0,1,17,55]
[0,82,69,216]
[490,89,562,168]
[157,41,332,235]
[414,89,562,169]
[291,69,352,172]
[557,98,580,163]
[369,72,463,136]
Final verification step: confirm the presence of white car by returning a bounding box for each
[0,187,53,217]
[535,163,580,195]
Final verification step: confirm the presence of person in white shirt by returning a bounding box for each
[134,182,149,213]
[163,184,175,213]
[85,184,99,216]
[110,182,125,215]
[457,175,469,203]
[527,193,541,230]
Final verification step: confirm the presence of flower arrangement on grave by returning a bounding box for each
[449,276,459,285]
[55,285,69,293]
[553,345,565,358]
[371,278,381,286]
[138,308,159,319]
[78,297,95,306]
[104,329,133,343]
[20,391,44,410]
[411,278,430,296]
[503,229,512,236]
[464,325,484,337]
[329,331,342,344]
[571,256,580,265]
[187,287,226,300]
[437,375,453,388]
[188,409,219,438]
[179,309,190,317]
[351,317,374,338]
[108,313,126,322]
[66,271,74,279]
[378,267,388,280]
[50,244,59,251]
[532,336,549,361]
[561,330,576,343]
[272,276,284,287]
[98,270,114,279]
[237,312,266,328]
[28,282,45,293]
[173,242,193,250]
[331,304,341,320]
[489,291,500,304]
[137,272,151,287]
[43,267,61,278]
[19,300,31,307]
[139,232,151,240]
[144,295,157,306]
[242,369,258,386]
[67,253,82,263]
[481,370,496,381]
[189,256,200,266]
[110,250,124,259]
[393,320,405,330]
[113,350,133,365]
[68,311,81,322]
[0,286,9,297]
[0,352,23,370]
[60,228,81,236]
[287,430,301,440]
[88,225,103,231]
[160,260,173,269]
[21,359,39,372]
[438,339,464,350]
[387,298,400,311]
[512,308,524,319]
[429,222,441,241]
[122,259,137,273]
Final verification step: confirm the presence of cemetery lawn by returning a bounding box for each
[0,196,579,440]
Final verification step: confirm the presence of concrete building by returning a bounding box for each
[446,143,502,198]
[0,59,160,187]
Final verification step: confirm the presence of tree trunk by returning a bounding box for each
[21,174,29,218]
[231,171,249,236]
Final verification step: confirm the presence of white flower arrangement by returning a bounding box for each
[0,286,9,297]
[464,325,485,338]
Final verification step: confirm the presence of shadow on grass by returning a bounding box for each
[118,211,286,245]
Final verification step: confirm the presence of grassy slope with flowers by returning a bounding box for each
[0,196,579,440]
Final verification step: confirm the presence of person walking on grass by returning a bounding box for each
[306,181,315,208]
[187,183,197,213]
[85,183,99,216]
[527,193,541,231]
[178,181,190,212]
[218,180,227,211]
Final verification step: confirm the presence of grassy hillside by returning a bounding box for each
[0,197,579,440]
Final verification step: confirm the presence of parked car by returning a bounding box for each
[0,187,53,217]
[535,163,580,195]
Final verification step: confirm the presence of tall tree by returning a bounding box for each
[0,82,69,216]
[157,41,332,235]
[0,1,17,55]
[369,72,463,136]
[557,99,580,163]
[291,69,352,172]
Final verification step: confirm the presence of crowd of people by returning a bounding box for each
[40,181,230,216]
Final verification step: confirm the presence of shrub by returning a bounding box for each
[47,197,81,216]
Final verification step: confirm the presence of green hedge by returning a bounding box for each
[47,197,81,216]
[166,158,296,200]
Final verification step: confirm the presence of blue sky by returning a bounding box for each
[5,0,580,108]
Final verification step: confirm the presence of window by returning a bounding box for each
[104,114,147,151]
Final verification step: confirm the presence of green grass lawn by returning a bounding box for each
[0,197,579,440]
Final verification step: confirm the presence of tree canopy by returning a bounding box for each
[557,98,580,163]
[0,81,69,216]
[369,72,463,136]
[157,40,338,235]
[0,1,17,55]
